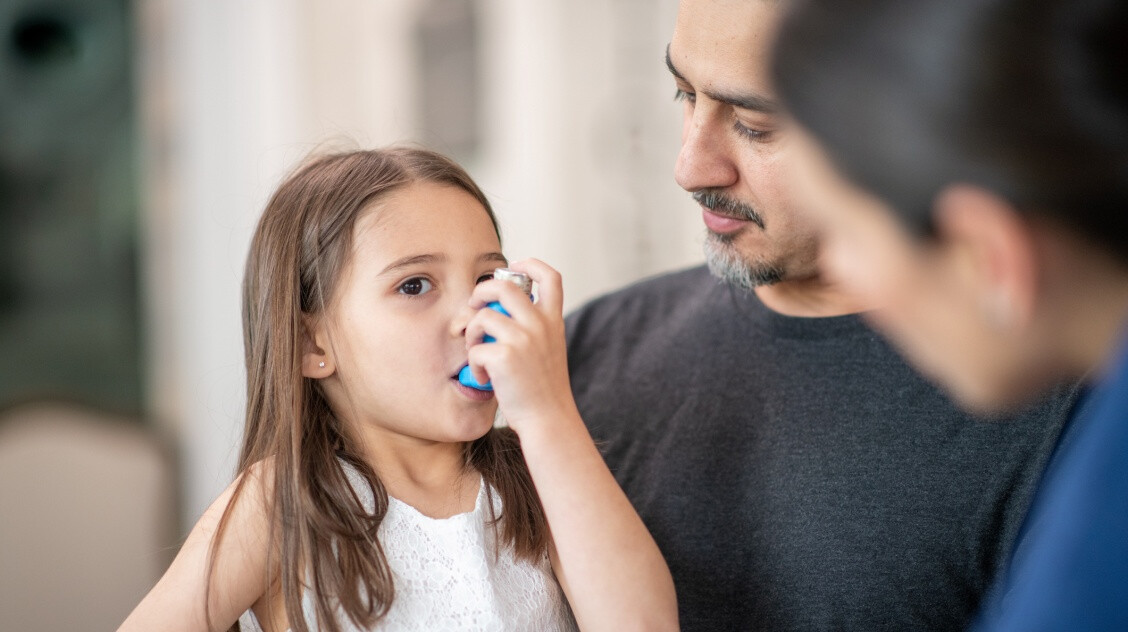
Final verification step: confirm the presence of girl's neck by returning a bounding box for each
[357,433,480,519]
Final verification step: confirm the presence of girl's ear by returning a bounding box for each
[932,184,1039,332]
[301,316,335,378]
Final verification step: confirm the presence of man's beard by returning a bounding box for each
[694,189,782,289]
[704,231,784,290]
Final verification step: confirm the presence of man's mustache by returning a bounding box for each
[692,190,766,230]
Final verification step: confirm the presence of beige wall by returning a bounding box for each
[139,0,700,526]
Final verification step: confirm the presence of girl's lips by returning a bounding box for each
[452,377,494,401]
[702,208,751,234]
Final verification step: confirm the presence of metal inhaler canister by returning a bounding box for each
[458,268,533,391]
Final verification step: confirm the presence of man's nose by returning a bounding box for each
[674,108,739,193]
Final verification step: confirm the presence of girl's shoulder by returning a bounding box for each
[118,460,277,631]
[207,458,276,528]
[195,457,277,560]
[195,459,277,591]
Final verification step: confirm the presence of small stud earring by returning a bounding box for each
[319,361,326,368]
[981,291,1014,331]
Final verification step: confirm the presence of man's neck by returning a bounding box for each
[753,276,873,317]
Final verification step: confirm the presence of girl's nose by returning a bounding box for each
[450,302,476,339]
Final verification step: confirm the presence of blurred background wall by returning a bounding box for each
[1,0,698,627]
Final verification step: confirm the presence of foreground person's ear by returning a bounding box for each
[932,184,1039,332]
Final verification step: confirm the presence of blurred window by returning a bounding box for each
[0,0,140,412]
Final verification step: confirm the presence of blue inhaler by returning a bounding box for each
[458,268,533,391]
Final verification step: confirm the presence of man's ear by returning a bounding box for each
[301,316,335,378]
[931,184,1039,331]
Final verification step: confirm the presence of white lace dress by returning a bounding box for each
[238,463,576,631]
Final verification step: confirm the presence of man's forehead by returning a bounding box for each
[670,0,783,93]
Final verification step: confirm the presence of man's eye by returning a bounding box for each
[476,272,495,284]
[734,120,772,142]
[398,277,433,296]
[674,88,696,104]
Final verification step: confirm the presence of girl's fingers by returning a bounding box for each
[464,259,564,390]
[464,306,520,348]
[466,333,526,386]
[468,280,539,328]
[508,258,564,315]
[469,259,563,318]
[466,344,493,386]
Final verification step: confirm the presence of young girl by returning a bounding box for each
[120,147,677,631]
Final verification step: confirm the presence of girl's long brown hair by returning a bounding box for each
[212,147,549,632]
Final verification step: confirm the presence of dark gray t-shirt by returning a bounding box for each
[564,266,1074,631]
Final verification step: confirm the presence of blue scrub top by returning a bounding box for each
[975,329,1128,630]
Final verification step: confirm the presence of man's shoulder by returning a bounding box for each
[566,265,713,327]
[564,265,716,369]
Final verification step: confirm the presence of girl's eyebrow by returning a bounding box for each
[482,252,508,267]
[380,252,507,276]
[380,253,443,275]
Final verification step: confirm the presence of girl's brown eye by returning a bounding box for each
[398,277,433,296]
[476,273,495,284]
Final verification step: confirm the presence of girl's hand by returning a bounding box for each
[467,259,679,631]
[464,258,579,436]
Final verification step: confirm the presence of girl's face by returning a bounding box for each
[312,181,506,445]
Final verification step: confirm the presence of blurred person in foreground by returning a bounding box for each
[563,0,1078,630]
[773,0,1128,629]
